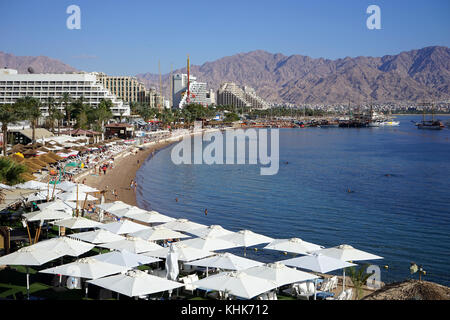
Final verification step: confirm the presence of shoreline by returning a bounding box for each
[77,129,220,207]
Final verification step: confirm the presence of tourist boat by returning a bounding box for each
[416,120,445,130]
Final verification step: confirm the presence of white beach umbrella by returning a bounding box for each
[98,237,163,254]
[53,217,103,229]
[144,242,215,262]
[53,180,76,191]
[87,270,184,297]
[0,246,63,300]
[165,244,179,281]
[160,219,207,233]
[32,236,95,257]
[68,229,125,244]
[63,184,100,193]
[91,250,160,268]
[244,262,319,287]
[100,219,150,235]
[40,257,129,279]
[15,181,49,190]
[110,206,148,217]
[314,244,383,262]
[24,190,62,202]
[37,199,76,212]
[188,225,234,239]
[185,252,264,272]
[56,192,98,202]
[96,201,133,216]
[219,229,274,256]
[279,252,357,294]
[192,271,278,299]
[0,246,62,266]
[125,210,175,224]
[23,209,72,222]
[130,226,189,241]
[264,238,323,255]
[279,253,357,274]
[178,236,240,252]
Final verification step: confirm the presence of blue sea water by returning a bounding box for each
[136,115,450,286]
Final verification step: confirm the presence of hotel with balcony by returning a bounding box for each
[217,82,269,110]
[172,73,215,109]
[0,68,130,117]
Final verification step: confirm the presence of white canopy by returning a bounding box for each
[91,250,160,268]
[14,181,49,190]
[109,206,148,218]
[53,180,76,191]
[100,220,150,235]
[56,192,98,202]
[178,236,239,252]
[244,262,319,287]
[279,252,357,273]
[40,257,129,279]
[0,246,62,266]
[125,210,175,224]
[130,226,189,241]
[63,184,100,193]
[188,225,234,239]
[87,270,184,297]
[185,252,264,271]
[314,244,383,262]
[23,209,72,222]
[37,199,76,212]
[0,183,13,189]
[98,237,163,254]
[24,190,62,202]
[160,219,207,233]
[53,217,103,229]
[192,271,278,299]
[96,201,133,216]
[32,236,95,257]
[144,242,215,262]
[68,229,125,244]
[219,229,274,248]
[264,238,323,255]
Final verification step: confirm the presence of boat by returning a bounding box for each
[416,106,445,130]
[416,120,445,130]
[379,121,400,126]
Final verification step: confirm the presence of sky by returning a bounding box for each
[0,0,449,75]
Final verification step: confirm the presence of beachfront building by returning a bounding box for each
[95,73,160,109]
[8,128,54,145]
[217,82,269,110]
[0,68,130,117]
[172,73,215,109]
[104,123,134,139]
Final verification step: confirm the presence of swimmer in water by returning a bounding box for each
[204,208,208,216]
[175,198,178,202]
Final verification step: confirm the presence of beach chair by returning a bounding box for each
[181,276,197,295]
[294,282,315,300]
[329,276,338,290]
[268,291,278,300]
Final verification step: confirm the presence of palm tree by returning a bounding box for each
[15,97,42,147]
[0,104,22,156]
[94,99,113,140]
[0,157,26,185]
[46,97,57,133]
[54,109,64,136]
[346,264,372,300]
[60,92,73,130]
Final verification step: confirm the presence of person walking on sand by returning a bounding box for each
[134,181,138,192]
[130,180,134,190]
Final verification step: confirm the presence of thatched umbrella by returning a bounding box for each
[10,154,25,163]
[28,158,48,168]
[20,172,37,182]
[23,149,38,156]
[363,280,450,300]
[37,154,58,164]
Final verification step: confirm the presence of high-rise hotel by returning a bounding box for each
[0,68,129,117]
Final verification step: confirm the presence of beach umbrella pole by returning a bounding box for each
[206,266,209,277]
[343,269,346,291]
[314,278,317,300]
[26,267,30,300]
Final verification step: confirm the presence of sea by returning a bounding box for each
[136,115,450,286]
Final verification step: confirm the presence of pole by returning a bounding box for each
[76,183,79,217]
[343,269,346,292]
[26,223,32,245]
[26,267,30,300]
[314,278,317,300]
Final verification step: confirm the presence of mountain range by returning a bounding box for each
[1,46,449,104]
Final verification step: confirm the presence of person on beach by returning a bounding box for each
[130,180,134,190]
[134,181,138,192]
[102,165,107,175]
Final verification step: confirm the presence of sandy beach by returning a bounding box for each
[79,140,175,206]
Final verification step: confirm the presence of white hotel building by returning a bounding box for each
[0,68,130,117]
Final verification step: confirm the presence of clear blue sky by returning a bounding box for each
[1,0,449,75]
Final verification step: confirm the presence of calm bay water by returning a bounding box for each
[136,115,450,286]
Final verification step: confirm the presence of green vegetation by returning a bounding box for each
[346,264,372,300]
[0,157,27,185]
